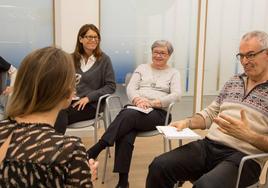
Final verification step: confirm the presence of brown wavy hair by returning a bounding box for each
[72,24,103,69]
[7,47,75,117]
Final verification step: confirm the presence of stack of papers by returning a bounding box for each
[127,106,153,114]
[156,126,201,140]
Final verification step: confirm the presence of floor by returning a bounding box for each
[79,127,267,188]
[80,128,198,188]
[70,85,267,188]
[66,84,198,188]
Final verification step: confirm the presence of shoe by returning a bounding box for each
[115,182,129,188]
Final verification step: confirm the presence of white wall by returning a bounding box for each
[203,0,268,96]
[54,0,99,53]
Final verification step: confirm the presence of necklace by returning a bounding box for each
[151,82,156,88]
[150,67,160,88]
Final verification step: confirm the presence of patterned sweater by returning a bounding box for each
[0,120,92,187]
[198,74,268,166]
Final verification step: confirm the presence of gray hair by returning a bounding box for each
[151,40,174,55]
[241,30,268,49]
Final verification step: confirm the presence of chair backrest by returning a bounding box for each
[66,94,110,143]
[235,153,268,188]
[124,72,133,87]
[94,94,110,124]
[105,95,123,125]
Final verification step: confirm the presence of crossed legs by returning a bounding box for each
[88,108,168,187]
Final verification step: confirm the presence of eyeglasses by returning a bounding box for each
[83,35,99,41]
[152,51,169,57]
[236,48,267,61]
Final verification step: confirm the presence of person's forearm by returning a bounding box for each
[149,99,162,108]
[247,131,268,152]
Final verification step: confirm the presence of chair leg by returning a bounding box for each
[108,147,111,158]
[163,137,172,152]
[97,120,100,129]
[163,137,167,152]
[94,126,97,144]
[165,139,183,151]
[179,139,182,147]
[168,139,172,151]
[101,147,110,184]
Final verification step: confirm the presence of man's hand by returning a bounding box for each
[214,110,253,142]
[170,119,189,131]
[88,159,99,181]
[72,97,89,111]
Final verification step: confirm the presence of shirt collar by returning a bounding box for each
[81,54,96,64]
[239,72,268,84]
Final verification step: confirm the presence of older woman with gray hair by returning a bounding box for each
[87,40,182,188]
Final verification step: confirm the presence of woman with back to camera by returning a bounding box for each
[87,40,182,188]
[0,47,98,187]
[54,24,116,134]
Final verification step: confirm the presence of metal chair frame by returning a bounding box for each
[236,153,268,188]
[67,94,110,144]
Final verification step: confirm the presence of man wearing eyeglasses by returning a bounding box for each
[146,30,268,188]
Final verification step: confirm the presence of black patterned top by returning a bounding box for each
[0,120,93,188]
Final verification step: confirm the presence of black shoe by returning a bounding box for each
[115,182,129,188]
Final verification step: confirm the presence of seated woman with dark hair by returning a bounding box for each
[87,40,182,188]
[0,47,98,187]
[54,24,116,134]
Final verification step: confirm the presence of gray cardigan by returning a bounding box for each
[76,52,116,107]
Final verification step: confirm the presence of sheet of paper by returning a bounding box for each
[127,106,153,114]
[156,126,201,140]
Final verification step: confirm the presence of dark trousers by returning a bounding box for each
[146,138,261,188]
[101,107,169,173]
[54,103,96,134]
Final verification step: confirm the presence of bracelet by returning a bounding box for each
[187,119,192,129]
